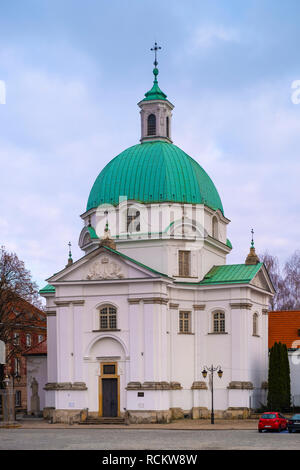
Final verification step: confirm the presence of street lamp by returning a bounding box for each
[202,364,223,424]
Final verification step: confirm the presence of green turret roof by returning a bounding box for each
[141,68,167,102]
[39,284,55,294]
[86,141,224,214]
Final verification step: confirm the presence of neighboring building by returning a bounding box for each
[40,56,274,423]
[269,310,300,406]
[3,298,46,412]
[23,339,47,415]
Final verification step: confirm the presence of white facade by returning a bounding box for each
[42,233,273,423]
[289,351,300,407]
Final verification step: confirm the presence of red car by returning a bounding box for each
[258,412,287,432]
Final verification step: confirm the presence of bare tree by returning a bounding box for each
[260,250,300,311]
[282,250,300,310]
[259,251,285,310]
[0,246,44,385]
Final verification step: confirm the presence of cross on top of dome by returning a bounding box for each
[151,42,161,69]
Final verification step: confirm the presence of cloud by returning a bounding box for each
[173,78,300,265]
[0,45,111,287]
[0,17,299,292]
[189,24,239,53]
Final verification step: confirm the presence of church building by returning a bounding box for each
[40,48,274,423]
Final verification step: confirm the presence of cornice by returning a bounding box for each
[230,302,253,310]
[127,298,141,304]
[193,304,206,310]
[44,382,87,391]
[54,300,85,306]
[169,303,179,309]
[143,297,169,305]
[46,311,56,317]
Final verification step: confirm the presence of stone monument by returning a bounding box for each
[30,377,40,416]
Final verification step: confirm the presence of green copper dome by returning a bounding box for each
[86,141,224,214]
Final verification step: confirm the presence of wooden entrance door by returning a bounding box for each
[102,378,118,417]
[99,362,120,417]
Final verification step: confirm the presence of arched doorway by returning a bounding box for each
[89,335,127,417]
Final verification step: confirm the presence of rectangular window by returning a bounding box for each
[15,390,21,407]
[26,334,31,347]
[13,333,19,346]
[179,311,191,333]
[14,357,21,377]
[103,364,116,375]
[127,208,140,232]
[178,251,190,277]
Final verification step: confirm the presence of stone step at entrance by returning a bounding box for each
[79,416,127,425]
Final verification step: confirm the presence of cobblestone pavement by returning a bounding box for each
[0,428,299,450]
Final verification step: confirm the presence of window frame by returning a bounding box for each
[212,216,218,239]
[147,114,156,136]
[179,311,192,334]
[212,311,226,333]
[99,304,118,331]
[13,332,20,346]
[178,250,191,277]
[127,207,141,233]
[15,390,21,407]
[26,334,31,347]
[253,312,259,336]
[14,357,21,377]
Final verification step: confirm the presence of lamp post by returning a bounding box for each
[202,365,223,424]
[0,374,18,427]
[12,372,21,409]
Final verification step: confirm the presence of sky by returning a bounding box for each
[0,0,299,289]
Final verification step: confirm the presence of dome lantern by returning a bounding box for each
[138,42,174,144]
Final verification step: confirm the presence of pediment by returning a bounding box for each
[250,267,274,294]
[86,256,125,280]
[47,247,164,283]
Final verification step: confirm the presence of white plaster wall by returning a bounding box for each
[55,390,88,410]
[127,390,170,412]
[47,315,57,382]
[289,351,300,405]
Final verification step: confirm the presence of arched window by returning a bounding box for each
[212,216,218,239]
[26,334,31,347]
[147,114,156,136]
[213,311,225,333]
[253,313,258,336]
[166,116,169,138]
[99,305,117,330]
[127,207,140,232]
